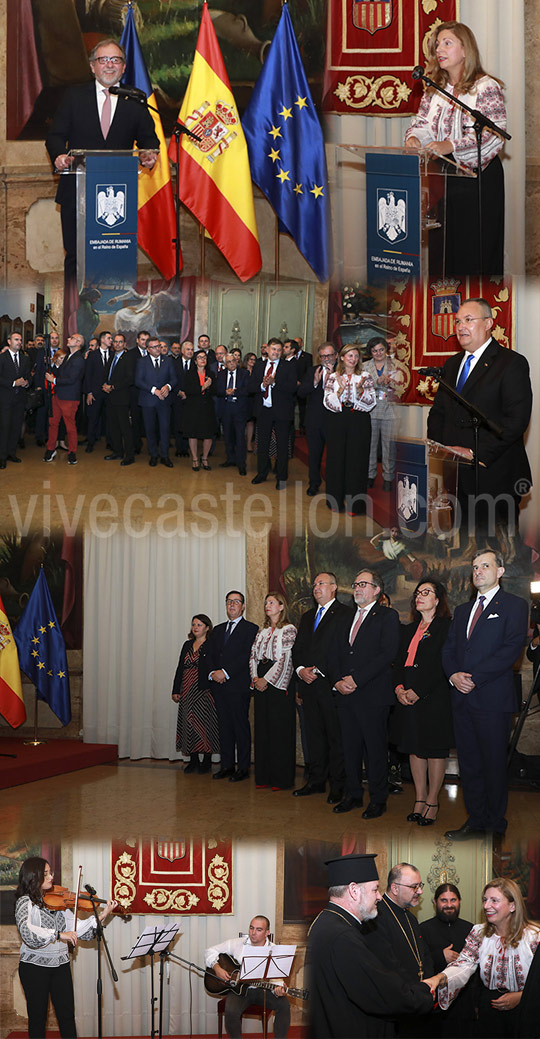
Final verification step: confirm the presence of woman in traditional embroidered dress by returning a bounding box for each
[171,613,219,773]
[15,856,117,1039]
[405,21,506,274]
[249,592,297,789]
[323,345,375,515]
[433,878,540,1038]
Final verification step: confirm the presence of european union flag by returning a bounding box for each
[242,2,331,282]
[14,569,71,726]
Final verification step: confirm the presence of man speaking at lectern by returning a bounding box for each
[426,297,532,548]
[46,38,159,278]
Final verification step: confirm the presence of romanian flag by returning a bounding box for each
[0,594,25,728]
[120,5,179,280]
[168,2,261,282]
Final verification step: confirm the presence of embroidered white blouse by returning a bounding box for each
[323,372,376,414]
[249,624,297,691]
[16,896,98,967]
[405,75,506,172]
[438,924,540,1008]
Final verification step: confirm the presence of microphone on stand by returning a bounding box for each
[109,84,147,102]
[418,366,444,378]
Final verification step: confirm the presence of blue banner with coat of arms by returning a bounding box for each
[366,151,421,281]
[82,154,139,287]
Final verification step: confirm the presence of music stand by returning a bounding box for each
[121,922,180,1039]
[239,944,296,984]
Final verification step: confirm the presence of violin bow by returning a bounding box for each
[71,864,83,942]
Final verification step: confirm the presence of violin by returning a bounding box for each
[43,884,128,916]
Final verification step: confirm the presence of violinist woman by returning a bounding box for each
[183,349,217,470]
[15,856,117,1038]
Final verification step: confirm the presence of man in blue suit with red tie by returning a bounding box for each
[442,549,528,840]
[135,336,177,467]
[206,591,258,782]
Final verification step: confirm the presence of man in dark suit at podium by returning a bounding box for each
[45,38,159,277]
[426,297,532,544]
[206,591,258,782]
[135,336,177,467]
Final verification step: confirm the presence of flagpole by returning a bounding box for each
[24,690,46,746]
[200,223,206,284]
[275,215,280,286]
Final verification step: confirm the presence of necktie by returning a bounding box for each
[101,89,111,138]
[468,595,486,638]
[349,608,365,644]
[313,606,324,631]
[108,353,120,380]
[14,353,20,372]
[224,621,233,642]
[456,353,473,393]
[227,372,234,391]
[263,362,275,399]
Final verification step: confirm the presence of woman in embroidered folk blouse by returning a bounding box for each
[249,591,297,790]
[323,345,376,515]
[405,21,506,275]
[15,856,117,1038]
[433,878,540,1039]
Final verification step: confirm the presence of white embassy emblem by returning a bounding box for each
[377,189,407,242]
[96,184,126,227]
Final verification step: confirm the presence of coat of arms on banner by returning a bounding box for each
[397,473,418,522]
[96,184,126,227]
[431,280,461,340]
[111,838,233,915]
[378,189,407,243]
[186,100,237,163]
[353,0,393,33]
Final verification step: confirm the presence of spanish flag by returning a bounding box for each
[168,2,261,282]
[0,594,25,728]
[121,4,179,280]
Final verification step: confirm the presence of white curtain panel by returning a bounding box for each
[327,0,525,276]
[71,840,278,1038]
[83,530,246,759]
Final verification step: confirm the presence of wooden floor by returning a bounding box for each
[2,758,539,845]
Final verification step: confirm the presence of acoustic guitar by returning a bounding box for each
[204,952,309,1000]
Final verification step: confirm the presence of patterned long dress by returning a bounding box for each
[174,641,220,755]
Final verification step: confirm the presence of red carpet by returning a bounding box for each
[294,436,396,527]
[0,738,118,789]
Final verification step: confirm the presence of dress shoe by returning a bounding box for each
[418,802,439,826]
[149,456,158,467]
[105,453,122,460]
[238,467,246,475]
[407,800,426,823]
[327,788,343,805]
[160,457,173,468]
[251,473,267,484]
[213,767,235,780]
[7,455,21,463]
[275,480,287,490]
[220,461,236,468]
[85,443,94,453]
[292,783,325,797]
[444,823,485,841]
[306,486,319,496]
[333,796,363,814]
[121,457,135,466]
[229,769,249,782]
[362,801,387,819]
[0,460,6,470]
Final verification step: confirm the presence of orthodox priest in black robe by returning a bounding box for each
[307,854,435,1038]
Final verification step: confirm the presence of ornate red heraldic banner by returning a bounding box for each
[111,839,233,914]
[323,0,458,115]
[386,277,514,405]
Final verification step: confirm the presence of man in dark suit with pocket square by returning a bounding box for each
[331,569,400,818]
[135,335,177,467]
[206,591,258,782]
[442,548,528,840]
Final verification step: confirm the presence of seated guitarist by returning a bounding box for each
[205,915,290,1038]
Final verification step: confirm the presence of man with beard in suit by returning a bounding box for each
[206,591,258,782]
[426,297,532,551]
[103,332,136,466]
[0,332,31,470]
[330,569,400,817]
[45,38,159,279]
[292,573,352,804]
